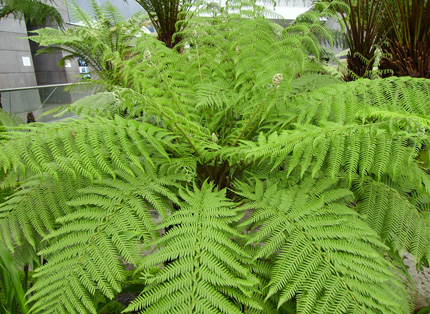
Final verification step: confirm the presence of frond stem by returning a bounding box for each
[233,88,276,145]
[149,60,186,116]
[194,38,203,83]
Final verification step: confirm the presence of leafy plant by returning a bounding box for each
[0,112,28,314]
[0,0,64,28]
[379,0,430,78]
[0,241,29,314]
[0,2,430,314]
[134,0,195,48]
[29,0,146,89]
[416,307,430,314]
[331,0,430,80]
[327,0,389,80]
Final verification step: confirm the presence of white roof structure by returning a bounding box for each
[271,5,310,19]
[216,0,312,19]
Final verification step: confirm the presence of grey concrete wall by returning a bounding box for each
[26,0,81,86]
[0,15,41,115]
[48,0,81,84]
[0,1,96,120]
[0,16,39,89]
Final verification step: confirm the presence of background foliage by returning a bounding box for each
[0,0,64,28]
[330,0,430,79]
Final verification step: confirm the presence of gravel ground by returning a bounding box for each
[404,253,430,311]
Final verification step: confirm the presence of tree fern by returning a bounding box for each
[0,2,429,313]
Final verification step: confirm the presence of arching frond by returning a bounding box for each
[0,0,64,28]
[354,180,430,263]
[27,164,182,314]
[127,181,263,314]
[0,173,88,253]
[240,77,430,182]
[46,92,122,118]
[237,178,410,314]
[0,116,178,180]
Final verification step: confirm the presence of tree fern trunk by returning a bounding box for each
[345,51,370,81]
[380,40,430,78]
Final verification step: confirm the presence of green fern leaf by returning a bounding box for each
[354,180,430,263]
[238,178,409,314]
[127,181,262,314]
[27,165,177,314]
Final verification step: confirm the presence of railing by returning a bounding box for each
[0,83,93,123]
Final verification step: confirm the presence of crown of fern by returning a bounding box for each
[0,1,429,313]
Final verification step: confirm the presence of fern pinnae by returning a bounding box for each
[29,210,138,313]
[24,162,184,313]
[2,3,429,313]
[354,180,430,263]
[127,181,259,313]
[0,109,24,127]
[240,178,407,313]
[0,174,85,252]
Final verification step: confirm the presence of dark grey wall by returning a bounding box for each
[0,15,42,118]
[27,0,81,86]
[0,0,82,89]
[0,16,38,89]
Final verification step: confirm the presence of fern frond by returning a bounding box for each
[0,0,64,28]
[237,178,409,314]
[241,120,425,182]
[0,116,177,180]
[26,163,181,314]
[0,173,88,253]
[354,180,430,263]
[127,181,262,314]
[0,109,24,127]
[294,77,430,125]
[237,76,430,182]
[47,92,122,118]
